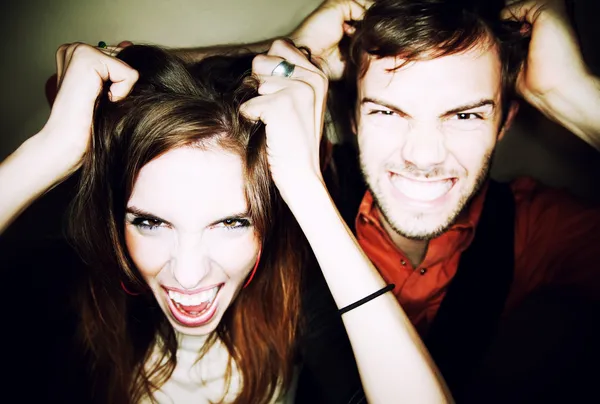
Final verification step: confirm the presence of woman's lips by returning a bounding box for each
[163,284,222,327]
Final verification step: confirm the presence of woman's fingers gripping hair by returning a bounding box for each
[56,43,138,102]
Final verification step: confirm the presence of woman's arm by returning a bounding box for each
[290,178,451,403]
[242,40,452,403]
[0,44,138,235]
[0,132,76,234]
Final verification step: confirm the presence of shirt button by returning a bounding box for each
[360,215,368,223]
[419,268,427,275]
[401,260,407,266]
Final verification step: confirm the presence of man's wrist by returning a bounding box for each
[526,72,600,149]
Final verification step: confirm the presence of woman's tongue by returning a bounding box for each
[177,301,209,315]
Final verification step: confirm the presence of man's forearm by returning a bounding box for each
[531,73,600,151]
[171,39,276,63]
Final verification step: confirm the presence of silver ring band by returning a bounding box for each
[271,60,296,78]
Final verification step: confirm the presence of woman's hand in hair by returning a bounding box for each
[502,0,600,149]
[241,39,328,204]
[290,0,373,80]
[0,44,137,234]
[41,43,139,175]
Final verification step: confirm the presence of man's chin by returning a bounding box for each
[381,203,464,241]
[368,173,485,239]
[383,181,475,238]
[393,217,454,240]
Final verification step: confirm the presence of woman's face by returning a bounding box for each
[124,146,260,336]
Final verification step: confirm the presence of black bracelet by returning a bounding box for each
[339,284,396,315]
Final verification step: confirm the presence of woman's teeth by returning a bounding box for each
[168,286,219,306]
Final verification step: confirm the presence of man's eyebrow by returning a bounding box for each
[126,206,172,226]
[361,97,411,118]
[442,99,496,117]
[362,97,496,119]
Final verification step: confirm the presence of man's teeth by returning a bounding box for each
[391,174,453,201]
[168,287,219,306]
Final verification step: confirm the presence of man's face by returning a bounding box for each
[356,45,507,240]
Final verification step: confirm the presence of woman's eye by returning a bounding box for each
[132,217,164,230]
[369,109,396,116]
[220,218,251,230]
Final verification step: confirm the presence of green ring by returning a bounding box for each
[97,41,107,49]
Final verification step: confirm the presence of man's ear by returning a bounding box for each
[498,101,519,141]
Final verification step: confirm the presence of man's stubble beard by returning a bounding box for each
[359,150,494,241]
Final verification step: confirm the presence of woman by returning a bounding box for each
[0,41,450,403]
[70,44,306,403]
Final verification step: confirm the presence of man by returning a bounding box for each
[343,0,600,336]
[327,0,600,400]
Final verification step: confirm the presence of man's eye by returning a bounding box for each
[455,113,482,120]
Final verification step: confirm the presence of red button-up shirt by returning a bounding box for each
[355,177,600,336]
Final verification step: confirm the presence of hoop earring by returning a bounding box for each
[243,248,262,289]
[121,280,142,296]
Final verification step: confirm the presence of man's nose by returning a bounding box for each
[401,123,448,171]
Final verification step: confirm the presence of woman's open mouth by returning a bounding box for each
[164,284,222,327]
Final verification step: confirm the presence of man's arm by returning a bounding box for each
[171,39,273,64]
[503,0,600,150]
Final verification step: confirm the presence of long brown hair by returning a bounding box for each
[68,45,305,403]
